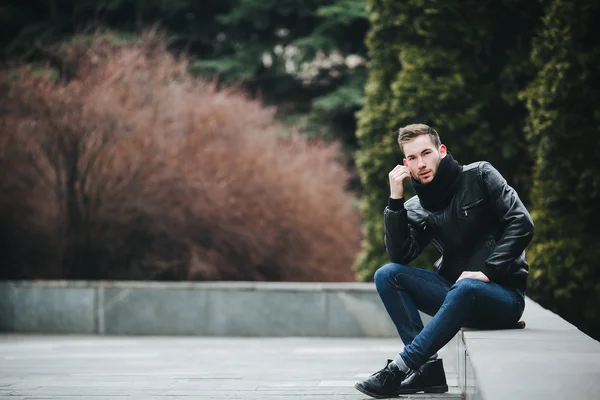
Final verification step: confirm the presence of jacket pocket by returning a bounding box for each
[460,198,484,218]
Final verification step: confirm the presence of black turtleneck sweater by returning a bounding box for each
[410,152,462,211]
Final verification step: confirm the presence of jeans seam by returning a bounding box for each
[390,272,449,339]
[399,290,420,339]
[513,290,525,320]
[405,282,472,368]
[387,272,420,339]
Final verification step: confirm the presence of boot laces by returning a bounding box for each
[374,362,396,384]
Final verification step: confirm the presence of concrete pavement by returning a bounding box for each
[0,335,460,399]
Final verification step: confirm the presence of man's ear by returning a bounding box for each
[439,144,447,158]
[403,159,408,167]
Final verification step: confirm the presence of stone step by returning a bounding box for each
[0,335,461,399]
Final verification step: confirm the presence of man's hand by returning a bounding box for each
[456,271,490,283]
[389,165,411,199]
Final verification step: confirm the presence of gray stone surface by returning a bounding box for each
[465,346,479,400]
[326,291,435,338]
[206,290,328,336]
[326,291,397,337]
[0,284,95,334]
[4,280,599,399]
[102,288,207,335]
[1,281,401,337]
[457,333,465,394]
[1,281,437,338]
[0,334,460,399]
[0,283,13,331]
[463,297,600,400]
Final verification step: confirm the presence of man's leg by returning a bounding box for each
[373,263,452,346]
[354,264,452,398]
[399,278,525,370]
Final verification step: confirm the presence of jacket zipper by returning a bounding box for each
[462,199,484,216]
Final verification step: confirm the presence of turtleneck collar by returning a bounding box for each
[411,152,462,211]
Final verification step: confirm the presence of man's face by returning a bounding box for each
[402,135,447,184]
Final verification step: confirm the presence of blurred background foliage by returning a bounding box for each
[1,0,599,339]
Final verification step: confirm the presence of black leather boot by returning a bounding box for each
[397,358,448,394]
[354,359,408,399]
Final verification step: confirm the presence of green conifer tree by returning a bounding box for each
[522,0,600,340]
[354,0,541,279]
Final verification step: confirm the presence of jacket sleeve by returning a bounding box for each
[479,162,534,282]
[384,197,431,264]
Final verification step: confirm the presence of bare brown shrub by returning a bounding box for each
[0,31,361,281]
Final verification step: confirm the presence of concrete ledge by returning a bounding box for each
[459,296,600,400]
[0,280,402,337]
[3,280,599,399]
[0,284,95,333]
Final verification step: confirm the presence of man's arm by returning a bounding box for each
[479,162,534,282]
[384,198,431,264]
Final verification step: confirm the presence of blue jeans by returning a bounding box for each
[374,263,525,370]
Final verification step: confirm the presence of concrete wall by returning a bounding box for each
[0,280,410,337]
[3,280,599,399]
[459,296,600,400]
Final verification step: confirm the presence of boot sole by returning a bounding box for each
[354,383,402,399]
[354,382,449,398]
[397,384,449,394]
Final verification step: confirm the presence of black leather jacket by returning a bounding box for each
[384,161,534,291]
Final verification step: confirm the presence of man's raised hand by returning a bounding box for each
[389,165,411,199]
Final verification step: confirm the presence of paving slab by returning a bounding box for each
[0,335,460,399]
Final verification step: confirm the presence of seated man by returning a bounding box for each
[355,124,533,398]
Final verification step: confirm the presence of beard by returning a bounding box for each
[413,157,441,184]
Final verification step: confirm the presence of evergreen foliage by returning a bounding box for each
[521,0,600,339]
[1,1,229,59]
[354,0,542,279]
[195,0,369,151]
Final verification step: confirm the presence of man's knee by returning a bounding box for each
[374,263,408,291]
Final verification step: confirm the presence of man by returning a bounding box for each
[355,124,533,398]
